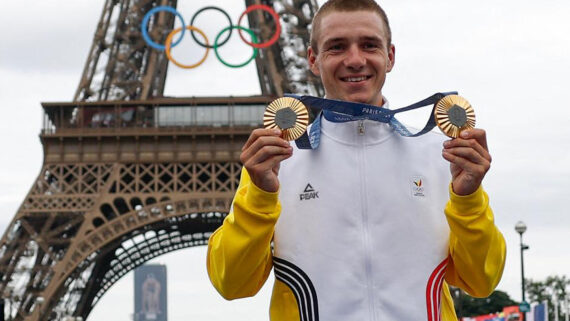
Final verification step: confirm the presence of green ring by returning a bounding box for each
[214,25,258,68]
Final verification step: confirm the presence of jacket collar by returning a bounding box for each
[319,96,395,146]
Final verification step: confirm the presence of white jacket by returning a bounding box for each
[275,116,451,321]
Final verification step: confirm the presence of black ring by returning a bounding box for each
[190,6,233,49]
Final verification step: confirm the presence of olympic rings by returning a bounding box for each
[190,6,233,49]
[215,26,258,68]
[141,6,186,51]
[141,5,282,68]
[237,4,281,49]
[165,26,210,69]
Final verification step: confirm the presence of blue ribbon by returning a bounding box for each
[284,92,457,149]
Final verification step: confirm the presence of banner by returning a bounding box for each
[533,301,548,321]
[134,264,167,321]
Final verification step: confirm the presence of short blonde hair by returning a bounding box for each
[310,0,392,54]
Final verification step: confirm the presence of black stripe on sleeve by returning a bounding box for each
[273,256,319,321]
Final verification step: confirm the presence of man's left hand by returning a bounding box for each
[442,129,492,196]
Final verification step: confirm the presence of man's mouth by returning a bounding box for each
[341,75,372,82]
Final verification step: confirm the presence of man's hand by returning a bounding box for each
[442,129,492,196]
[240,128,293,193]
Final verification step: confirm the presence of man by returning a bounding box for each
[207,1,506,320]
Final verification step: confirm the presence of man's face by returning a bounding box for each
[308,10,395,106]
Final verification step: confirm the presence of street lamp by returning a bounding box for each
[515,221,530,319]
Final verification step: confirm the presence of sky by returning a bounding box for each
[0,0,569,320]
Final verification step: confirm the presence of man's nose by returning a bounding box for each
[344,45,365,69]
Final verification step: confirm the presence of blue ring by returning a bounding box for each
[141,6,186,51]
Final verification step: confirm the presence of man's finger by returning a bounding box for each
[443,146,490,167]
[241,136,290,164]
[246,145,293,166]
[443,136,492,163]
[250,153,294,173]
[442,151,489,177]
[459,128,489,152]
[243,128,283,151]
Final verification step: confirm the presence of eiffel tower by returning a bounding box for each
[0,0,322,320]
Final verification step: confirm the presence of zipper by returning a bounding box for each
[358,119,365,135]
[357,127,376,320]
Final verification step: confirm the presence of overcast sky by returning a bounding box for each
[1,0,569,320]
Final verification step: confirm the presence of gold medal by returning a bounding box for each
[434,95,476,138]
[264,97,309,141]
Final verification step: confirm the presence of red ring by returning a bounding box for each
[237,4,281,49]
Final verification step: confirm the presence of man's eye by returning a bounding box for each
[363,43,379,49]
[328,44,344,51]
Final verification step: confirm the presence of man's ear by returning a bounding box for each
[307,46,321,76]
[386,44,396,72]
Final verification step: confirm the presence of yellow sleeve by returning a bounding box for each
[440,282,459,321]
[206,168,280,299]
[444,184,506,297]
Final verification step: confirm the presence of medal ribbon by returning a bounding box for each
[284,92,457,149]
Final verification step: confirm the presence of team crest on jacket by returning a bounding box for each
[411,176,425,197]
[300,183,319,201]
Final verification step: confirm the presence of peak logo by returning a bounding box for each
[410,176,425,197]
[300,183,319,201]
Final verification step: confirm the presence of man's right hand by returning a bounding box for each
[240,128,293,193]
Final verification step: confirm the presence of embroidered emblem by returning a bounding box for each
[411,176,425,197]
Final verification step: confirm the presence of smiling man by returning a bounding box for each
[307,8,394,106]
[207,1,506,320]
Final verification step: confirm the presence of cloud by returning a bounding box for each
[0,2,101,73]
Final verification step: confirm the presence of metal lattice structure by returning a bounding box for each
[0,0,322,320]
[246,0,324,97]
[74,0,323,102]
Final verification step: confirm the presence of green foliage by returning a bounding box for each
[526,275,570,320]
[451,288,518,317]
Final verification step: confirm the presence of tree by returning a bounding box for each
[451,287,519,318]
[526,275,570,320]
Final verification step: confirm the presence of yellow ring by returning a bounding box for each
[165,26,210,69]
